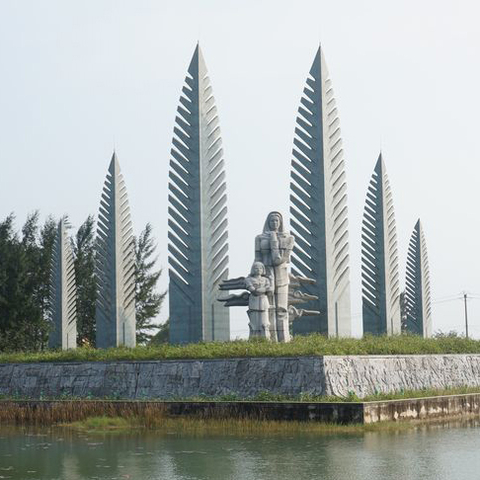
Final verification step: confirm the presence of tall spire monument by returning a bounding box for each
[404,219,432,337]
[168,45,230,344]
[49,218,77,349]
[361,154,401,335]
[95,152,136,348]
[290,46,352,337]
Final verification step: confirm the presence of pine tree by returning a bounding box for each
[135,223,166,344]
[0,213,54,351]
[0,214,165,350]
[20,212,50,350]
[72,215,96,346]
[38,216,57,342]
[0,214,23,348]
[150,319,169,345]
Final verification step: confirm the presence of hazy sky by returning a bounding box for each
[1,0,479,338]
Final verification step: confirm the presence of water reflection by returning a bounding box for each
[0,420,479,480]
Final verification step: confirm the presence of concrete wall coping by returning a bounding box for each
[0,356,321,367]
[1,352,480,368]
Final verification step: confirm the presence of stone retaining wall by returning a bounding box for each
[323,355,480,397]
[0,354,480,399]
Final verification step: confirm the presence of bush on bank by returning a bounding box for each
[1,334,480,364]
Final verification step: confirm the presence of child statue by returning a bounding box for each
[245,261,273,340]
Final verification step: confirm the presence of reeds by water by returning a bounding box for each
[0,400,168,427]
[1,388,480,432]
[0,400,365,434]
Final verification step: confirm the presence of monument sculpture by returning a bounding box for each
[255,212,295,342]
[95,152,136,348]
[245,262,273,338]
[362,154,401,335]
[219,212,319,342]
[404,219,432,337]
[289,45,352,338]
[168,44,230,344]
[49,218,77,350]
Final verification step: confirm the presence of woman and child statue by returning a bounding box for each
[219,210,318,342]
[246,211,294,342]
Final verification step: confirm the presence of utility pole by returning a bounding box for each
[464,293,469,339]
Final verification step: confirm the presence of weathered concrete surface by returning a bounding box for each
[364,393,480,423]
[0,355,479,400]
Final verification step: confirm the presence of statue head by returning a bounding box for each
[263,211,284,233]
[250,261,266,276]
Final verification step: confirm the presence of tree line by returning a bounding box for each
[0,212,166,351]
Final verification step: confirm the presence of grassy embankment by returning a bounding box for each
[1,334,480,363]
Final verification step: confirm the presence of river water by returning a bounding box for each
[0,420,479,479]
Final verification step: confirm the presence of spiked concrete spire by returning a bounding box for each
[362,154,401,335]
[290,45,351,337]
[96,152,136,348]
[168,44,230,344]
[404,219,432,337]
[49,218,77,349]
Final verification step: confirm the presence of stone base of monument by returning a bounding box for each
[2,355,480,400]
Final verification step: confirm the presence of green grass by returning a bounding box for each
[1,334,480,363]
[67,415,132,431]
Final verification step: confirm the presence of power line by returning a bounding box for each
[433,293,463,302]
[433,297,463,305]
[433,292,480,305]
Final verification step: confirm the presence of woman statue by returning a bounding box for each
[245,261,273,339]
[255,212,294,342]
